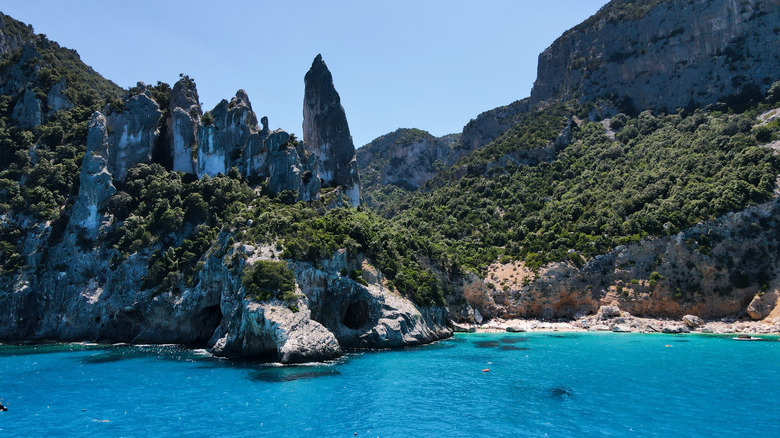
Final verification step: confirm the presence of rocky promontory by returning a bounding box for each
[0,15,449,364]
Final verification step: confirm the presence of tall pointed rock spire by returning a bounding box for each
[303,54,361,206]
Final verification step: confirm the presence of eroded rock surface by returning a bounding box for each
[169,76,201,174]
[531,0,780,111]
[105,84,162,182]
[303,54,361,206]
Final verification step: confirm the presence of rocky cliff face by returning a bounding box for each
[106,85,162,182]
[0,228,449,363]
[456,199,780,322]
[70,112,116,237]
[461,99,530,152]
[357,129,461,192]
[303,54,361,206]
[0,22,451,363]
[531,0,780,111]
[169,76,201,174]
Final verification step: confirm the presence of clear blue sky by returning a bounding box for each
[2,0,608,147]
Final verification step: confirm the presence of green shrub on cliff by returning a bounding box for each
[242,260,297,302]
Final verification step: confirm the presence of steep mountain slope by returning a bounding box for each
[360,0,780,321]
[357,99,530,202]
[357,128,461,206]
[360,0,780,200]
[531,0,780,111]
[384,94,780,321]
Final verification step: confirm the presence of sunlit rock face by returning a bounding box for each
[531,0,780,112]
[196,90,258,178]
[70,112,116,236]
[104,84,162,182]
[169,76,201,174]
[302,54,361,206]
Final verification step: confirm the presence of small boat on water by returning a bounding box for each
[733,334,762,341]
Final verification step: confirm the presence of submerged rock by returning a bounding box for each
[661,325,690,334]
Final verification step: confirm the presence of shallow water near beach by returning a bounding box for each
[1,332,779,437]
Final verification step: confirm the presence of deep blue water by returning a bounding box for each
[1,332,779,437]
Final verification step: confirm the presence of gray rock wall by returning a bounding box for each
[105,85,162,182]
[70,112,116,237]
[531,0,780,111]
[169,76,201,174]
[303,54,361,206]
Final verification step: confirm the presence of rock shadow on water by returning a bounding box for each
[499,337,529,344]
[474,340,501,349]
[499,345,530,351]
[248,368,341,383]
[78,345,199,365]
[0,342,108,357]
[544,333,581,339]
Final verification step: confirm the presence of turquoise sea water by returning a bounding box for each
[1,332,779,437]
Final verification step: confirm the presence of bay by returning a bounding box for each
[1,332,778,437]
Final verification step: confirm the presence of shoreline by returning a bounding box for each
[453,314,780,336]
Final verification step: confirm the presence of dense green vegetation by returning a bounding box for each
[242,260,297,302]
[244,202,446,306]
[377,97,780,273]
[2,10,780,313]
[0,32,122,276]
[99,163,446,306]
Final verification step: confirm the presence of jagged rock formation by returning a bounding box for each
[357,129,461,192]
[196,90,259,178]
[11,84,43,128]
[106,84,162,182]
[70,113,116,236]
[303,54,361,206]
[0,19,451,363]
[169,75,201,174]
[70,62,355,227]
[530,0,780,111]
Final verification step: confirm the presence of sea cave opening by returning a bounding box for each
[342,300,370,330]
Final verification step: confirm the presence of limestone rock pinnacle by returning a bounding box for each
[303,54,361,206]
